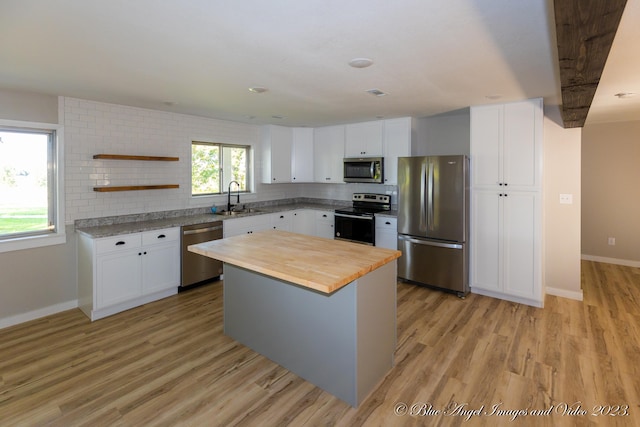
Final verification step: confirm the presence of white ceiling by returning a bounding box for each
[0,0,636,127]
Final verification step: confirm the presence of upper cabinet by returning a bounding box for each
[383,117,413,185]
[314,125,345,183]
[470,98,542,191]
[291,128,314,183]
[262,125,292,183]
[262,126,315,184]
[345,121,384,157]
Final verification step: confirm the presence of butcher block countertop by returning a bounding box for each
[188,230,401,294]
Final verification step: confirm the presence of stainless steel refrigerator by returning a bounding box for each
[397,155,469,297]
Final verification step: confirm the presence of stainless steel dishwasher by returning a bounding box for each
[181,221,223,289]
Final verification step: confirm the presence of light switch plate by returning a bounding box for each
[559,193,573,204]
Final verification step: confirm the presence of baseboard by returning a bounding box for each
[546,287,583,301]
[581,254,640,268]
[0,300,78,330]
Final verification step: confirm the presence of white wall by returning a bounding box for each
[543,105,582,300]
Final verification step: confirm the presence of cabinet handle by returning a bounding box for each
[385,221,391,225]
[504,183,508,186]
[144,251,147,254]
[280,215,284,219]
[322,214,327,217]
[498,183,503,186]
[273,178,276,181]
[116,241,126,246]
[138,252,142,255]
[157,234,166,239]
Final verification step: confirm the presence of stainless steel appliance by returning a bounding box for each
[343,157,384,183]
[397,155,469,297]
[335,193,390,245]
[181,221,223,289]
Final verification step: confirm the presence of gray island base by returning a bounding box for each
[223,262,397,407]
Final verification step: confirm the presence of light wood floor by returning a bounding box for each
[1,260,639,426]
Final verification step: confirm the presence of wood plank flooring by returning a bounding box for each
[1,260,639,426]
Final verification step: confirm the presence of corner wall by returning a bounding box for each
[543,105,582,300]
[581,120,640,266]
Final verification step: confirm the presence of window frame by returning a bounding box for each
[191,140,251,197]
[0,119,65,253]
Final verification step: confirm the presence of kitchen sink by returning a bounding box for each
[216,208,262,216]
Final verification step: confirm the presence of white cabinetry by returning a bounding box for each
[345,121,383,157]
[78,227,180,321]
[314,125,345,183]
[291,128,314,182]
[375,216,397,250]
[470,98,543,307]
[383,117,413,185]
[315,210,335,239]
[271,211,293,231]
[262,125,292,183]
[223,214,272,237]
[292,210,315,235]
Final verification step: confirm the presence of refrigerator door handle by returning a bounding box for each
[427,161,434,231]
[420,162,427,231]
[398,234,463,250]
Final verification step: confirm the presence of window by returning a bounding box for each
[192,142,250,195]
[0,120,65,252]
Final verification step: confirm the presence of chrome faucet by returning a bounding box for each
[227,180,241,212]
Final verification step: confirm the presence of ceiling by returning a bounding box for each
[0,0,637,127]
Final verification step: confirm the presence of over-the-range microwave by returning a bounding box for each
[343,157,384,184]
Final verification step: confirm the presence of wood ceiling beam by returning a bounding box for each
[554,0,627,128]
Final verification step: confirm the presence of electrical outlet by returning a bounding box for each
[559,193,573,204]
[608,237,616,246]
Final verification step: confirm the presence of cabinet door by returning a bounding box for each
[292,210,315,235]
[375,217,398,250]
[502,192,540,299]
[271,212,293,231]
[314,211,335,239]
[96,250,142,308]
[383,118,412,185]
[314,125,345,183]
[143,243,180,293]
[470,104,502,188]
[503,99,542,190]
[262,125,292,183]
[291,128,314,183]
[470,190,501,292]
[345,121,383,157]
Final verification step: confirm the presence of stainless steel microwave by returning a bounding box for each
[343,157,384,183]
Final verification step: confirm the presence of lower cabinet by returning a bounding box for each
[78,227,180,321]
[375,216,397,250]
[223,214,272,237]
[292,210,315,235]
[315,210,335,239]
[470,190,542,306]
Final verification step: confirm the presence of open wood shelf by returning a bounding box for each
[93,154,179,161]
[93,185,180,192]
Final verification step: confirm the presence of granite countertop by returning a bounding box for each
[188,229,401,294]
[75,201,356,238]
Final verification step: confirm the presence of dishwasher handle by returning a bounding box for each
[183,225,223,235]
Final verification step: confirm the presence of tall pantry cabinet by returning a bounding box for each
[470,98,543,307]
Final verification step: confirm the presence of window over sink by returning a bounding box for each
[191,141,250,196]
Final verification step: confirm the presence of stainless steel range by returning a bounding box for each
[334,193,391,245]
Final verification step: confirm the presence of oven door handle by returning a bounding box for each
[335,213,374,220]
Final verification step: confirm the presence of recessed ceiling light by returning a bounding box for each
[366,89,387,97]
[485,94,502,100]
[249,87,268,94]
[614,92,636,99]
[349,58,374,68]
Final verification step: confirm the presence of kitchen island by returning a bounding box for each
[188,229,401,407]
